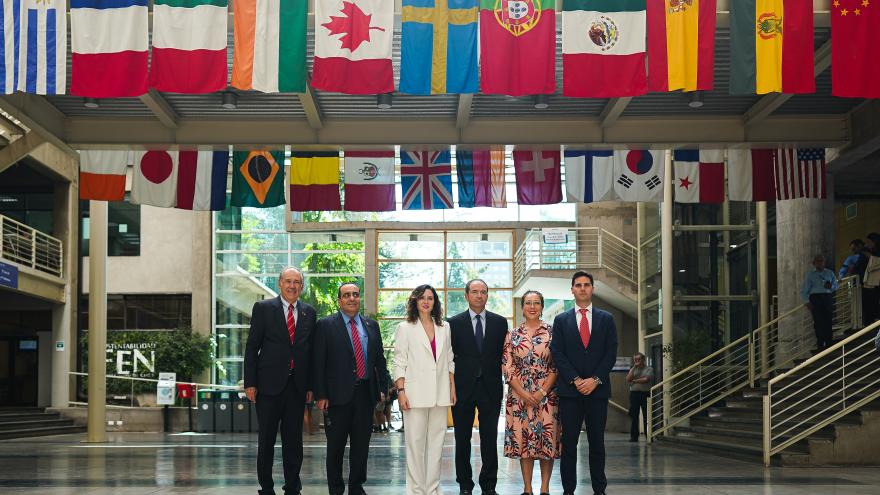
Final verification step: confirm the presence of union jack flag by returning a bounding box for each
[400,149,453,210]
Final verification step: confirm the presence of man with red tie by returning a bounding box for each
[244,267,317,495]
[550,271,618,495]
[314,282,389,495]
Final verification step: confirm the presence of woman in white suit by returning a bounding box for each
[394,284,456,495]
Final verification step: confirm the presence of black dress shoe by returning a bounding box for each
[459,491,472,495]
[483,491,499,495]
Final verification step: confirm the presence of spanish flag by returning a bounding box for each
[289,152,342,212]
[647,0,716,92]
[729,0,815,95]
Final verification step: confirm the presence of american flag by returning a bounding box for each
[774,148,827,200]
[400,149,453,210]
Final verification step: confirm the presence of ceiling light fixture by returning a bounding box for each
[377,93,393,109]
[534,94,550,109]
[83,97,99,109]
[221,92,238,110]
[688,91,704,109]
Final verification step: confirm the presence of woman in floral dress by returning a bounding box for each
[502,290,559,495]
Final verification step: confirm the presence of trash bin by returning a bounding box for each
[249,400,259,433]
[214,390,233,432]
[232,392,250,432]
[196,389,215,433]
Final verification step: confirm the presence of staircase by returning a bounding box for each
[0,407,86,440]
[656,329,880,465]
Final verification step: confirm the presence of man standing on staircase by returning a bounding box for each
[801,255,838,352]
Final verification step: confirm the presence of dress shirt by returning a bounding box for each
[468,308,488,337]
[800,268,838,303]
[840,254,862,278]
[341,311,369,371]
[280,298,298,326]
[574,303,594,331]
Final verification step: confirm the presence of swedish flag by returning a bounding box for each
[399,0,479,95]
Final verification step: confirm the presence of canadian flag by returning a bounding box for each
[313,0,393,94]
[673,150,725,204]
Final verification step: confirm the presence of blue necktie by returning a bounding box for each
[474,314,483,353]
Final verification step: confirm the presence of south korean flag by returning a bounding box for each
[613,150,664,202]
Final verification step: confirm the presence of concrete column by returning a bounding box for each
[191,210,213,385]
[51,179,78,407]
[87,200,108,443]
[661,151,674,427]
[776,197,834,364]
[757,202,770,374]
[637,203,645,354]
[364,229,378,316]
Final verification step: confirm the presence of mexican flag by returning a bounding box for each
[231,0,307,93]
[562,0,647,98]
[479,0,556,96]
[149,0,229,94]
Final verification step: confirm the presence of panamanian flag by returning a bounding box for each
[400,149,453,210]
[2,0,68,94]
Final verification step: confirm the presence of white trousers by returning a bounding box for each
[402,406,448,495]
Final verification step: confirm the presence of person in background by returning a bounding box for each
[863,233,880,325]
[840,239,866,278]
[801,255,838,352]
[383,383,397,432]
[502,290,559,495]
[394,284,455,495]
[626,352,653,442]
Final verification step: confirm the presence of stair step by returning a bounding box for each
[674,424,835,442]
[0,407,44,413]
[0,412,60,423]
[0,425,86,441]
[657,434,768,463]
[0,419,74,431]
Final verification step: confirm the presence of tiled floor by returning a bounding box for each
[0,430,877,494]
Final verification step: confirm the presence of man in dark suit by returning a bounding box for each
[449,278,508,495]
[314,282,389,495]
[244,267,317,495]
[550,271,618,495]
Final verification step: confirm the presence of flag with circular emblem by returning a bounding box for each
[231,150,286,207]
[131,150,180,207]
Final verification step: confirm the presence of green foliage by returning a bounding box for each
[300,239,365,316]
[662,327,712,372]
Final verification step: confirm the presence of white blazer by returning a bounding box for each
[393,319,455,408]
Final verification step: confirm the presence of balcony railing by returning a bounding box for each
[514,227,637,286]
[0,213,63,278]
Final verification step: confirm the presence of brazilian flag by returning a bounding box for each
[231,150,286,207]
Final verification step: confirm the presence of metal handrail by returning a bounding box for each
[0,213,63,277]
[647,276,862,440]
[762,318,880,465]
[69,371,239,408]
[513,227,638,286]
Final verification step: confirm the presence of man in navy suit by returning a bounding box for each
[314,282,389,495]
[550,271,618,495]
[244,267,317,495]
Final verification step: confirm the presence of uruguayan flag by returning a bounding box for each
[2,0,67,94]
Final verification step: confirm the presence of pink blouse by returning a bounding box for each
[430,337,437,360]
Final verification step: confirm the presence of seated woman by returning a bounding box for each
[503,290,559,495]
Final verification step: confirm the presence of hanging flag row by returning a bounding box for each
[78,146,827,212]
[3,0,876,98]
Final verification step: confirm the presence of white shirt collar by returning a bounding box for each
[576,303,593,313]
[468,308,487,320]
[281,298,298,314]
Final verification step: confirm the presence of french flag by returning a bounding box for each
[70,0,148,97]
[673,150,725,204]
[564,150,616,203]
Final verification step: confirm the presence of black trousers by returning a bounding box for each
[255,373,306,495]
[810,293,834,350]
[559,394,608,494]
[628,391,649,439]
[862,287,879,326]
[325,382,374,495]
[452,378,502,492]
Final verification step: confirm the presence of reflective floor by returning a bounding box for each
[0,429,877,494]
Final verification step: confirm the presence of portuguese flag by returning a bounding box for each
[729,0,814,95]
[647,0,716,92]
[562,0,647,97]
[480,0,556,96]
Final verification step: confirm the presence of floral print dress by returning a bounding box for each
[502,321,560,460]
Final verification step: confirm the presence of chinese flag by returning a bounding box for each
[832,0,880,97]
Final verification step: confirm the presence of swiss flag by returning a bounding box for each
[513,150,562,205]
[313,0,393,94]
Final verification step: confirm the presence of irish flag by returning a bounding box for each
[729,0,814,94]
[149,0,229,94]
[231,0,306,93]
[647,0,715,92]
[563,0,647,97]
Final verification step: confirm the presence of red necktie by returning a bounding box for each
[579,308,591,349]
[350,318,367,379]
[287,304,296,369]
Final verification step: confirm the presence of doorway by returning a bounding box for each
[0,338,39,406]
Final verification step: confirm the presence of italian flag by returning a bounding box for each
[149,0,229,94]
[231,0,306,93]
[563,0,647,98]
